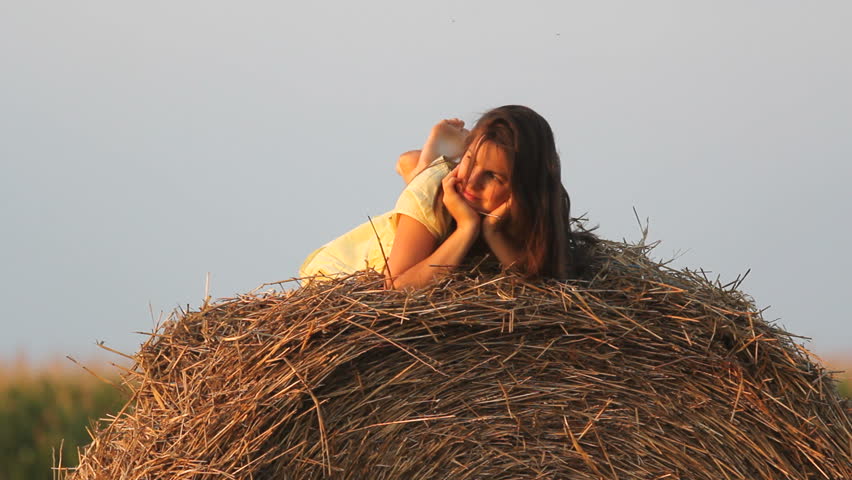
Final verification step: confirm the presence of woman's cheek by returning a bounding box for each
[496,188,511,207]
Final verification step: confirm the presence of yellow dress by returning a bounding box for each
[299,158,454,280]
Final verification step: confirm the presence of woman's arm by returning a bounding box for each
[385,165,481,289]
[482,225,523,271]
[385,215,479,289]
[481,201,524,271]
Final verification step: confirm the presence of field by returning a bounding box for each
[824,354,852,398]
[0,361,126,480]
[0,357,847,480]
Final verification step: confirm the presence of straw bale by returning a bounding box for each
[66,241,851,479]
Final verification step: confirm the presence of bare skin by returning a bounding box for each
[456,141,523,271]
[401,118,469,183]
[395,150,421,184]
[387,124,522,289]
[386,163,481,289]
[481,199,523,271]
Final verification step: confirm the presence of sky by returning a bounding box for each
[1,1,849,364]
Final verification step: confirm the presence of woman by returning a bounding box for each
[299,105,595,289]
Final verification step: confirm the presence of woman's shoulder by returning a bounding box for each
[393,156,454,239]
[403,156,452,198]
[411,156,454,187]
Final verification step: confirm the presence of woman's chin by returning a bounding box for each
[463,199,485,213]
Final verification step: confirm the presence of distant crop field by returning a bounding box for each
[0,362,127,480]
[824,355,851,399]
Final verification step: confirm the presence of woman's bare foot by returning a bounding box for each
[411,118,470,181]
[396,150,421,184]
[424,118,469,161]
[397,119,470,184]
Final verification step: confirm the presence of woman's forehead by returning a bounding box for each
[473,140,512,175]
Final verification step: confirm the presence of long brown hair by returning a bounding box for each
[463,105,596,279]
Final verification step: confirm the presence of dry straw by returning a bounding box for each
[65,240,850,479]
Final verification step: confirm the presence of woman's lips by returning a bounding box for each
[462,190,479,203]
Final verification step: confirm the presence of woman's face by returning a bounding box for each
[459,140,513,213]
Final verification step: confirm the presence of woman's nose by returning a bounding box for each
[467,169,485,191]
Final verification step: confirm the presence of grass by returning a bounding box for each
[0,360,127,480]
[824,355,851,400]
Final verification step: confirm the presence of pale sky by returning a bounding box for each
[1,1,849,363]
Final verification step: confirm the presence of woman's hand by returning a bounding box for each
[442,165,481,232]
[386,164,481,290]
[481,196,511,235]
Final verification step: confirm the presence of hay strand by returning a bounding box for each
[65,240,851,479]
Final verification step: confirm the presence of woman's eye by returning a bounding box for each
[486,172,504,183]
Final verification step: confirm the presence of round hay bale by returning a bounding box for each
[66,241,851,479]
